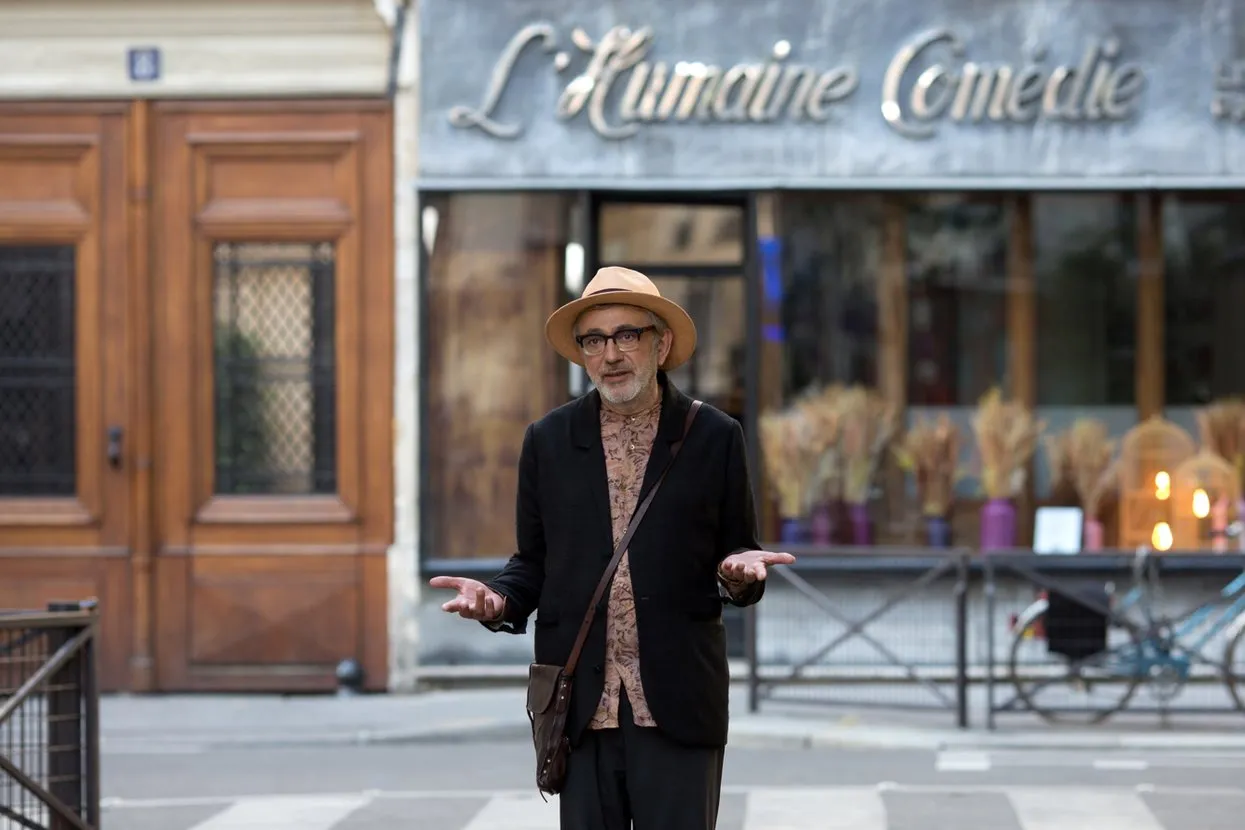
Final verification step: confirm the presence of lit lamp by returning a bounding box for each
[1152,521,1173,552]
[1193,487,1211,549]
[1152,471,1174,552]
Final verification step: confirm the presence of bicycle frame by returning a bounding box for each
[1111,565,1245,659]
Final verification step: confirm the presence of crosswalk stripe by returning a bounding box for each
[936,750,992,772]
[743,786,887,830]
[461,792,560,829]
[1007,788,1164,830]
[186,794,369,830]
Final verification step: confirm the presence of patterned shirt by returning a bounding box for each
[588,396,664,730]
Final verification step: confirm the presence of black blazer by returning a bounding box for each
[484,373,765,748]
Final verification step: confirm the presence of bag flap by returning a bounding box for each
[527,663,564,715]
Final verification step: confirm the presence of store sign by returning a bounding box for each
[449,24,1148,141]
[419,0,1245,184]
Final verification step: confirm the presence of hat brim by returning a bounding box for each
[545,291,698,371]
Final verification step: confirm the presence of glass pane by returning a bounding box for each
[1032,194,1139,499]
[212,241,337,496]
[1163,198,1245,407]
[599,203,744,266]
[778,194,885,394]
[906,196,1010,406]
[0,245,75,496]
[648,275,745,419]
[424,193,571,560]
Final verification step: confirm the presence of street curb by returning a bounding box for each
[100,721,1245,754]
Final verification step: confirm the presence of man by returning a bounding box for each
[429,266,795,830]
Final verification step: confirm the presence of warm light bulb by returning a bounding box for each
[1193,488,1210,519]
[1152,521,1173,551]
[1155,471,1171,500]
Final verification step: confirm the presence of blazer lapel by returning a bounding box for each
[570,389,614,558]
[636,373,692,506]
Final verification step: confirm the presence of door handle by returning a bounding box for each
[106,426,123,468]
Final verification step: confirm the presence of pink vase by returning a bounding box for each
[1083,519,1104,552]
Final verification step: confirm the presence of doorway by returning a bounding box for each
[589,196,749,422]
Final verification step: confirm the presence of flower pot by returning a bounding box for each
[1083,518,1104,552]
[848,503,873,546]
[810,502,834,545]
[980,498,1017,551]
[780,517,809,545]
[925,515,952,548]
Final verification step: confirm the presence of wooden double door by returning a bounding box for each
[0,100,394,692]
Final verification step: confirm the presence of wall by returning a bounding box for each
[418,0,1245,189]
[0,0,391,97]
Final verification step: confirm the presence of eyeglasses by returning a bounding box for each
[575,325,656,356]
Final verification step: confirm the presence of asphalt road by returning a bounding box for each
[93,738,1245,829]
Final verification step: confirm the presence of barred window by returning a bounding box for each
[0,245,76,496]
[212,242,337,496]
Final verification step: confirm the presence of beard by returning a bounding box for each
[591,349,659,406]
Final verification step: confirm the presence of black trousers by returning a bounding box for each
[559,690,725,830]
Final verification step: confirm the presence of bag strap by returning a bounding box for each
[563,399,702,678]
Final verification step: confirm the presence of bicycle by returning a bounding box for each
[1006,527,1245,723]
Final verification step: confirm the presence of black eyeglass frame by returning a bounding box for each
[574,325,658,355]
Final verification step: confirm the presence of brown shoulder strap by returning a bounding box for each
[564,400,702,677]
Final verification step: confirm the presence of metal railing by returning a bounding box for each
[984,550,1245,728]
[744,547,1245,729]
[0,601,100,830]
[745,546,971,727]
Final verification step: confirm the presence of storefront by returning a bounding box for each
[416,0,1245,580]
[0,0,414,692]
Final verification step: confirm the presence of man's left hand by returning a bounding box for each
[718,549,796,583]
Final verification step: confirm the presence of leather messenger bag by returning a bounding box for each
[526,399,702,796]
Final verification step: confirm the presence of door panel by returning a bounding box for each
[0,105,132,690]
[151,102,393,691]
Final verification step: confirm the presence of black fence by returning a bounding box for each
[744,547,1245,730]
[0,601,100,830]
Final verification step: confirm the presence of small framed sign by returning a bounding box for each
[127,47,161,83]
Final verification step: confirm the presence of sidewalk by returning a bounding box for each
[98,682,1245,755]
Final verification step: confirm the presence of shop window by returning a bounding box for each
[0,245,76,496]
[212,241,337,496]
[1031,194,1139,498]
[423,193,572,561]
[1162,197,1245,436]
[906,195,1010,407]
[599,203,743,266]
[778,194,884,394]
[904,195,1011,509]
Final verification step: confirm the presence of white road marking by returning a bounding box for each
[936,750,992,772]
[743,786,887,830]
[185,795,369,830]
[1093,758,1150,771]
[461,791,559,830]
[1007,788,1165,830]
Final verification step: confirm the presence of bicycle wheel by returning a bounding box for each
[1222,620,1245,713]
[1008,607,1143,724]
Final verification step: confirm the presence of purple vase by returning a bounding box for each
[926,516,952,548]
[780,517,809,545]
[849,503,873,546]
[810,503,833,545]
[980,498,1017,551]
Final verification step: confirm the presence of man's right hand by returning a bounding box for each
[428,576,506,622]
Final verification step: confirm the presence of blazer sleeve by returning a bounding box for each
[483,423,546,634]
[718,419,766,608]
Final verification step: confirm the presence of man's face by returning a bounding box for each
[575,305,672,406]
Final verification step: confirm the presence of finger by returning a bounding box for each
[429,576,464,590]
[749,564,768,582]
[762,552,796,565]
[442,597,466,613]
[473,587,487,618]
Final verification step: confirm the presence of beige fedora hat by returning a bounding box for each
[545,266,697,371]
